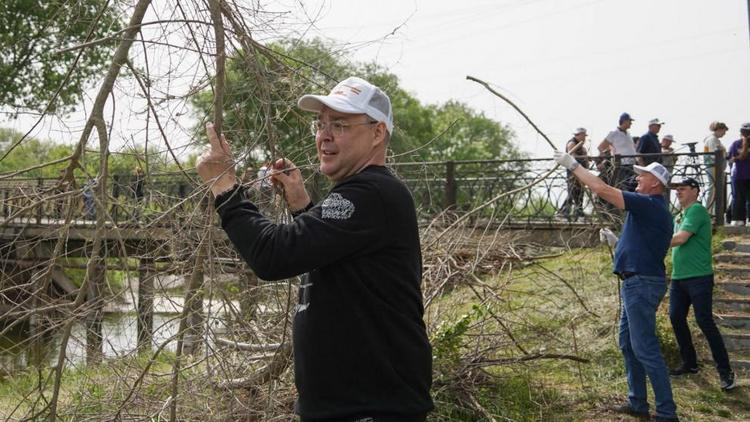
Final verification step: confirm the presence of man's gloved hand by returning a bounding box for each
[599,228,618,247]
[553,150,580,171]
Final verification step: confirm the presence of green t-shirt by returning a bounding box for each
[671,202,713,280]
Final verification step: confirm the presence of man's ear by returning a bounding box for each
[372,122,387,147]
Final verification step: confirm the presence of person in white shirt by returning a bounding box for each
[599,112,638,191]
[702,121,728,212]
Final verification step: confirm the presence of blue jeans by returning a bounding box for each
[669,275,732,376]
[619,275,677,418]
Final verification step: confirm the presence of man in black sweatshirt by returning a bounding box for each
[196,76,433,422]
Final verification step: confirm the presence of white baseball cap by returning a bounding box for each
[298,76,394,134]
[662,134,674,141]
[648,118,665,126]
[573,127,587,135]
[633,162,670,186]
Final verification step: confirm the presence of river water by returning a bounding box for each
[0,297,236,377]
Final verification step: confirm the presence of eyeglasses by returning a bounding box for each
[310,119,378,137]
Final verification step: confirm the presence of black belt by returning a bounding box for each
[618,271,638,280]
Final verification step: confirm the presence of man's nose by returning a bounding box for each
[317,129,332,142]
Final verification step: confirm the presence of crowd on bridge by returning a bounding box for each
[558,112,750,227]
[59,166,146,221]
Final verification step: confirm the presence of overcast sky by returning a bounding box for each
[295,0,750,157]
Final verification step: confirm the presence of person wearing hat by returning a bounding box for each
[598,112,638,192]
[554,151,679,421]
[727,123,750,226]
[636,118,665,166]
[667,177,736,390]
[703,121,729,212]
[196,76,434,420]
[557,127,591,220]
[660,134,676,176]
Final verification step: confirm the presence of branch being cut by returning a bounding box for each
[47,1,153,420]
[466,75,555,151]
[209,0,226,135]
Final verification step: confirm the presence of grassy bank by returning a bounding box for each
[428,245,749,421]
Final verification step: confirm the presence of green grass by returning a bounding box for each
[0,351,178,420]
[427,245,750,421]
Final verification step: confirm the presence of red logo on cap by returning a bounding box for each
[332,84,362,97]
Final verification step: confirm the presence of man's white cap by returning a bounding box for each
[633,162,670,186]
[662,134,674,141]
[573,127,587,135]
[648,118,665,126]
[297,76,394,134]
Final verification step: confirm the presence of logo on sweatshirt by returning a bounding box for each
[321,193,355,220]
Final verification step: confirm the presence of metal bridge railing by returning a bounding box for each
[0,150,728,227]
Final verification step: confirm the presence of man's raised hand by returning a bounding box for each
[270,158,311,212]
[197,122,238,196]
[553,150,579,171]
[599,228,618,247]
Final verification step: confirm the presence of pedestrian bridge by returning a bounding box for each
[0,151,728,231]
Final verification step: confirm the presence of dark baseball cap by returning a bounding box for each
[619,112,634,123]
[669,177,700,190]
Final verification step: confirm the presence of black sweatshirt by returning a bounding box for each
[215,165,433,419]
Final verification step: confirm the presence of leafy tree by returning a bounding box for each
[425,101,519,162]
[192,38,523,166]
[191,38,348,172]
[0,127,72,177]
[0,0,122,114]
[360,66,435,161]
[0,128,179,178]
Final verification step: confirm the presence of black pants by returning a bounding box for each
[732,178,750,222]
[559,173,585,218]
[669,275,732,376]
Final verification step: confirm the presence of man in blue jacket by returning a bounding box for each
[196,76,433,422]
[555,150,678,422]
[637,118,665,165]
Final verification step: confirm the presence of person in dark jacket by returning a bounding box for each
[637,118,665,165]
[130,167,145,221]
[557,127,591,220]
[196,76,433,422]
[727,123,750,226]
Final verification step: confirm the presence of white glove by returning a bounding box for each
[257,166,271,189]
[599,228,618,247]
[553,150,579,171]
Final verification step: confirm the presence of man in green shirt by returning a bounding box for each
[668,177,736,390]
